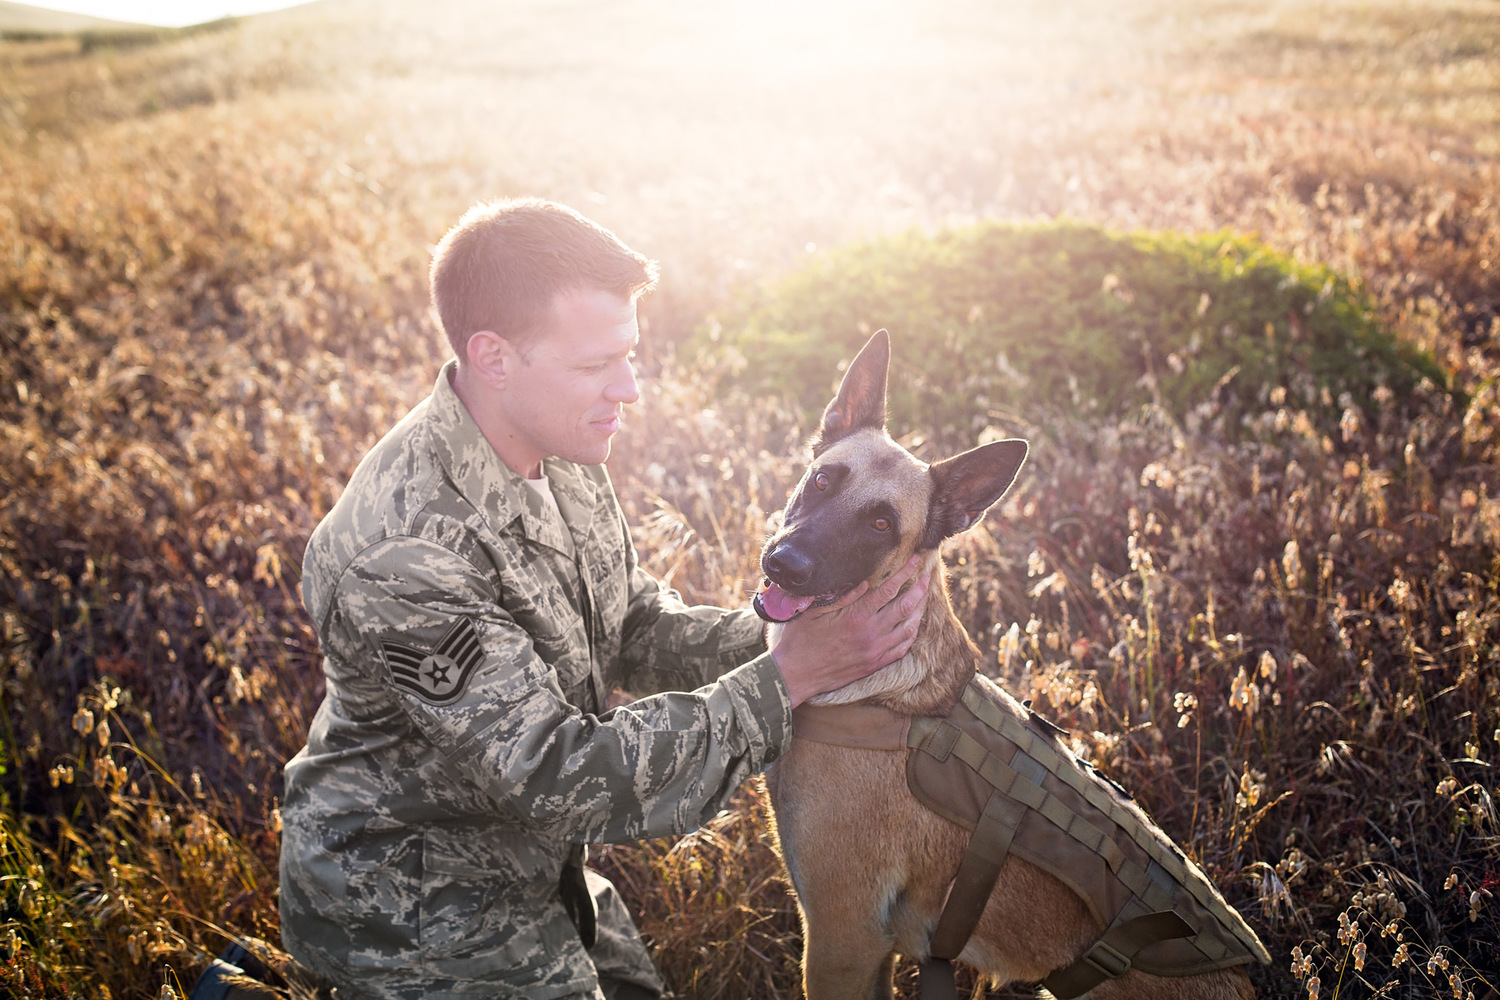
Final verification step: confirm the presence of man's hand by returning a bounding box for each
[769,555,932,708]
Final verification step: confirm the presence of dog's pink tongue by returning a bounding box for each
[758,582,815,622]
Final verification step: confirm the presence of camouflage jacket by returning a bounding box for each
[280,361,792,999]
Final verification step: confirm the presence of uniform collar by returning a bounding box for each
[427,360,598,557]
[542,457,599,557]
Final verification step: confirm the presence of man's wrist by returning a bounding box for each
[767,647,812,709]
[719,651,795,762]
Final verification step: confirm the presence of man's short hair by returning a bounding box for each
[429,199,659,358]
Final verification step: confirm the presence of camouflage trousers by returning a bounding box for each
[582,868,668,1000]
[210,870,666,1000]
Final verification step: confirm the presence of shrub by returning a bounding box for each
[707,222,1445,445]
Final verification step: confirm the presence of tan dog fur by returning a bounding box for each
[761,335,1255,1000]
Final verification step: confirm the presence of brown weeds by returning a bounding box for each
[2,0,1498,996]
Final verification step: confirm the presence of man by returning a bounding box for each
[277,199,929,1000]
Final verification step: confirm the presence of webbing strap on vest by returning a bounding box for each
[910,774,1195,1000]
[917,791,1020,1000]
[929,792,1019,957]
[1041,910,1195,998]
[916,956,957,1000]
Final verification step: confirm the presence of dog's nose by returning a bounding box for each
[763,542,815,589]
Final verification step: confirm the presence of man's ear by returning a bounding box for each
[814,329,890,452]
[464,330,516,388]
[921,439,1029,548]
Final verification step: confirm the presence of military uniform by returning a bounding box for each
[280,361,792,999]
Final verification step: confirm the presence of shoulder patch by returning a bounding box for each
[380,617,484,705]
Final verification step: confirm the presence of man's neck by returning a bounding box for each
[449,363,544,479]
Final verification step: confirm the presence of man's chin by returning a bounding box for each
[561,440,614,468]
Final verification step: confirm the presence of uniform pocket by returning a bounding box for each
[542,626,594,696]
[419,830,532,969]
[418,828,589,985]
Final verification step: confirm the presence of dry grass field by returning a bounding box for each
[2,0,1499,997]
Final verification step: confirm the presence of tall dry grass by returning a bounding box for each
[2,0,1498,996]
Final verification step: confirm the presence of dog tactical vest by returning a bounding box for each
[792,674,1270,998]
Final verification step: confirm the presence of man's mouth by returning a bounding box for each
[592,413,621,434]
[752,580,840,623]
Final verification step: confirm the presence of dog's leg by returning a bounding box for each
[770,746,908,1000]
[799,903,897,1000]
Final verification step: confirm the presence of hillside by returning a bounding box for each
[0,0,143,32]
[2,1,1498,997]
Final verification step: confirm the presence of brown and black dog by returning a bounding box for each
[755,331,1261,1000]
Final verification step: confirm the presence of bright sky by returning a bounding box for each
[22,1,307,27]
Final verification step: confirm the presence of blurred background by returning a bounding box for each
[2,1,1498,997]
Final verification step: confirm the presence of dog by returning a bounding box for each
[754,331,1267,1000]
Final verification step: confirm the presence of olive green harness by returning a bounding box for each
[790,675,1270,999]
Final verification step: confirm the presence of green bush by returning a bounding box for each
[705,222,1445,442]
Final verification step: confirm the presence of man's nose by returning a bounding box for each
[605,360,639,404]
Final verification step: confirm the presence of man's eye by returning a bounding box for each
[585,353,635,375]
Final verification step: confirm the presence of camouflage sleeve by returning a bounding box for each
[333,535,792,844]
[614,504,769,695]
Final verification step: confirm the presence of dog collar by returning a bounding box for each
[791,700,911,750]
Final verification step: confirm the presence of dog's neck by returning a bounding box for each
[803,549,980,717]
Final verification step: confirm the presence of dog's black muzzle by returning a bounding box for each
[762,540,815,590]
[753,535,848,623]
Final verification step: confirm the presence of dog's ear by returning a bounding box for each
[921,439,1028,547]
[814,329,890,452]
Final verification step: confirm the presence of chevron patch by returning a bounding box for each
[381,617,484,705]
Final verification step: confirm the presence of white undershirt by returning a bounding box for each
[522,472,563,523]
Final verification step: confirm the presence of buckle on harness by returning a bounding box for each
[1083,940,1132,979]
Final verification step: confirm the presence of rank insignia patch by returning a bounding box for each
[381,617,484,705]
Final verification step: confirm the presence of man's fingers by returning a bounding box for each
[897,568,931,617]
[896,584,927,637]
[869,561,930,664]
[885,554,923,593]
[866,555,922,610]
[878,615,925,668]
[825,580,869,612]
[877,564,931,624]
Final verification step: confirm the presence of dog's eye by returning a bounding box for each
[814,472,830,492]
[872,516,891,532]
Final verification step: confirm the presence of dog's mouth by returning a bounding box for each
[752,580,842,623]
